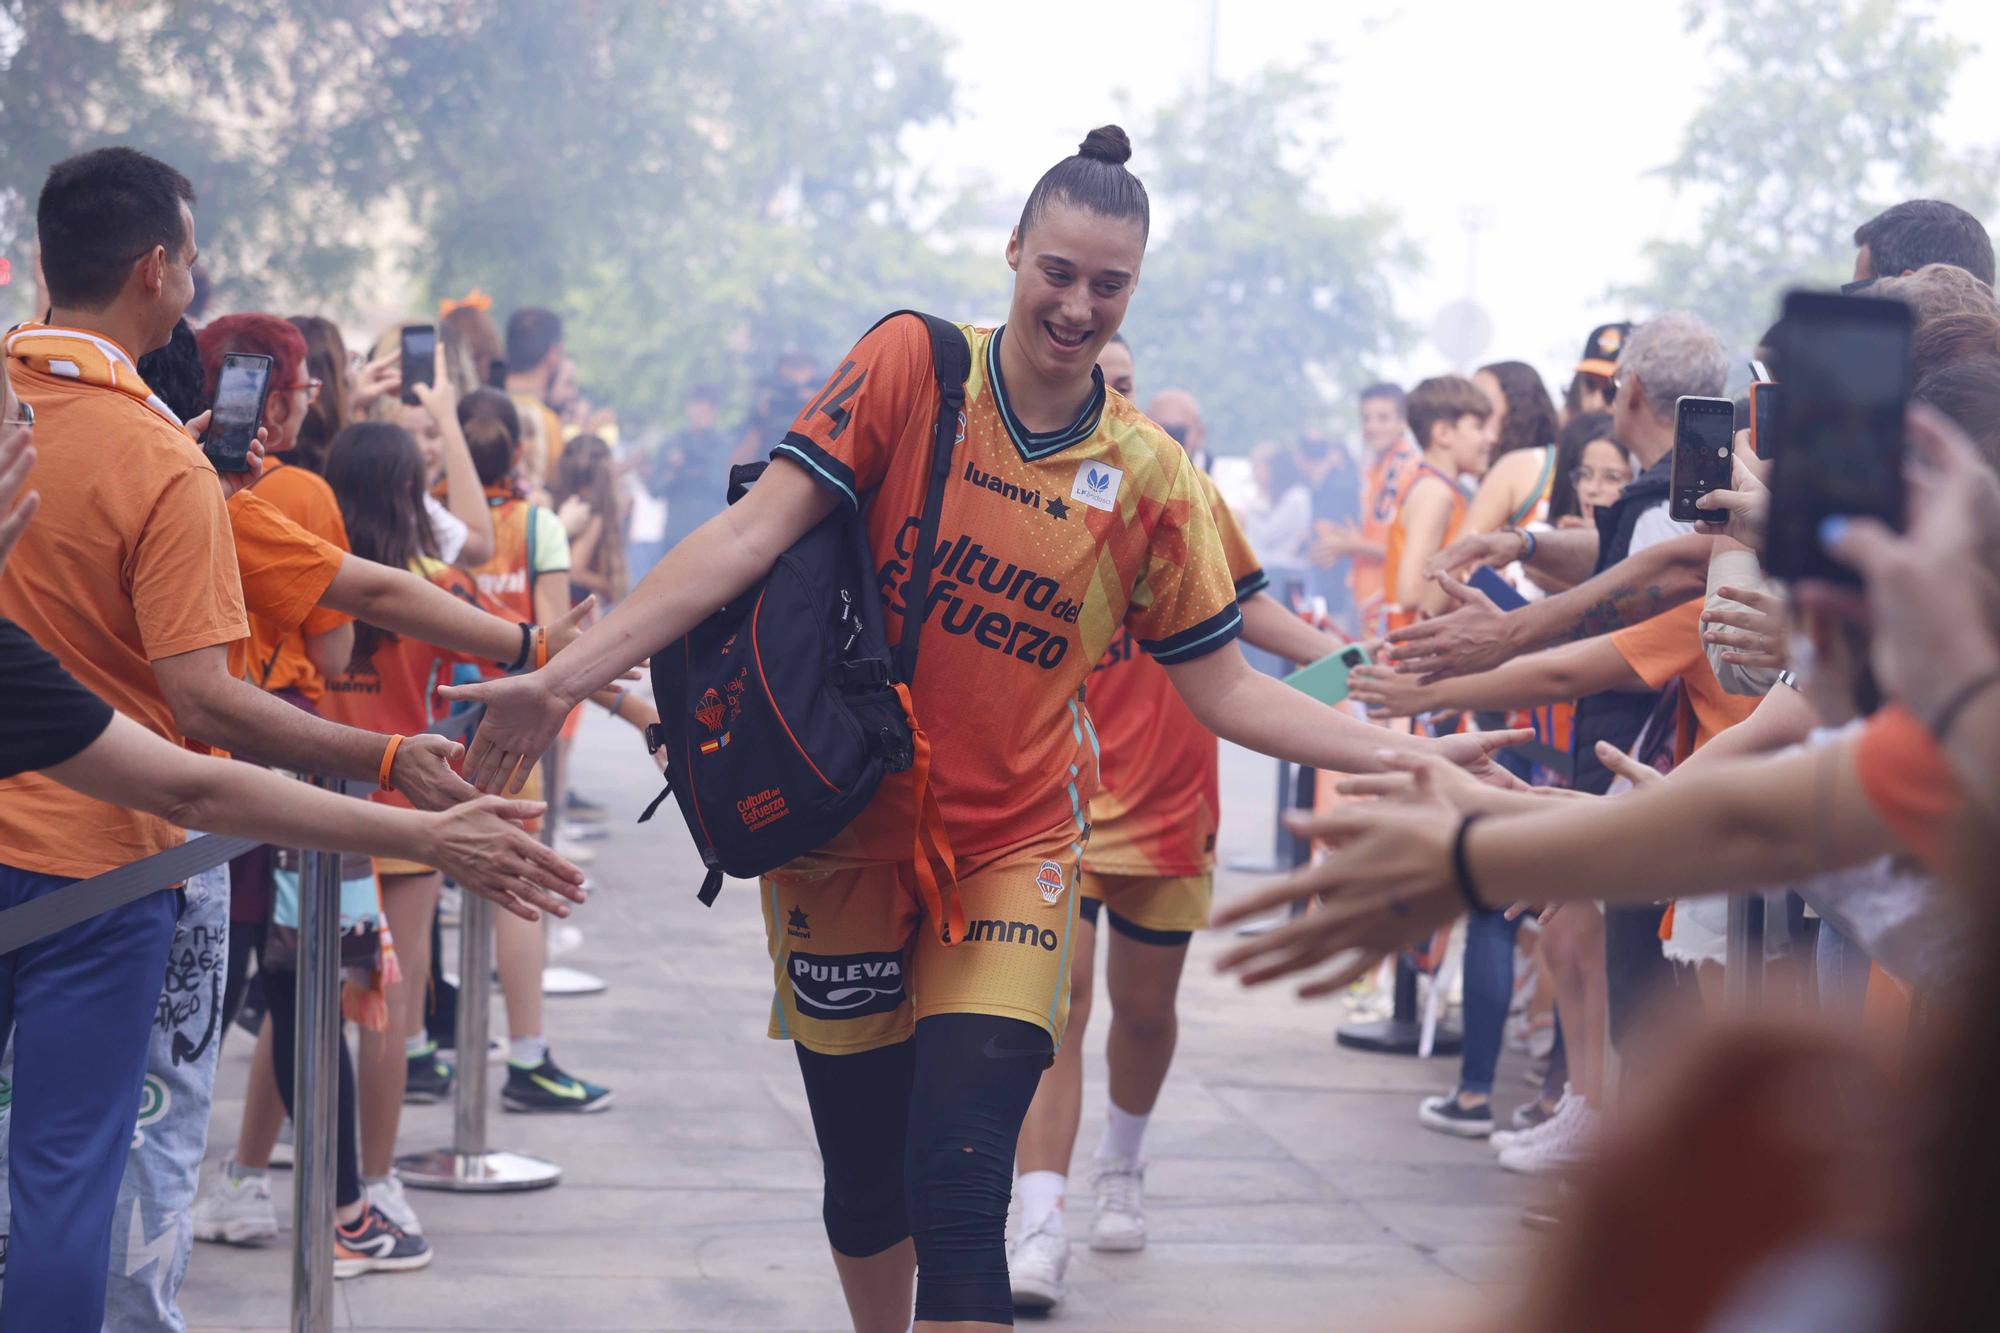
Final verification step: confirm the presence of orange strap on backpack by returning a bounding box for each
[895,682,964,947]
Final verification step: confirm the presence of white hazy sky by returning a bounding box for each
[889,0,2000,401]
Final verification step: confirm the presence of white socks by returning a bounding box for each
[1097,1102,1151,1161]
[1017,1169,1067,1234]
[509,1034,549,1067]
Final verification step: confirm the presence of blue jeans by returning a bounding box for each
[1816,921,1871,1024]
[1457,906,1521,1097]
[0,862,179,1333]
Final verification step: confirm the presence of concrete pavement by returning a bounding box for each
[181,714,1538,1331]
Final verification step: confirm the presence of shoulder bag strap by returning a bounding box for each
[1503,445,1558,529]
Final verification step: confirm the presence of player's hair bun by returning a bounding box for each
[1078,126,1133,166]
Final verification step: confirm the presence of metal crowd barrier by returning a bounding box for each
[291,777,346,1332]
[537,737,606,997]
[396,745,563,1193]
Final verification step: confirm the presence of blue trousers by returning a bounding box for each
[0,863,178,1333]
[1457,906,1522,1096]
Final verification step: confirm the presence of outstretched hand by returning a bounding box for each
[422,796,589,921]
[1211,801,1462,996]
[435,670,571,794]
[1383,572,1517,683]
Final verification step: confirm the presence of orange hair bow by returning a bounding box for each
[438,287,493,317]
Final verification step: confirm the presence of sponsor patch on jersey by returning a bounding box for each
[1036,859,1066,907]
[789,950,905,1020]
[1070,462,1123,512]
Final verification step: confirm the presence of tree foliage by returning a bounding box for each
[1124,63,1418,450]
[1622,0,2000,346]
[0,0,983,427]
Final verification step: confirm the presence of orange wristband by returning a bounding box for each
[533,626,549,671]
[378,734,405,791]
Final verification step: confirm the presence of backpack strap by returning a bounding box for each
[874,310,972,688]
[867,310,971,943]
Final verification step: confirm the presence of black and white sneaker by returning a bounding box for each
[1418,1090,1494,1138]
[334,1203,431,1277]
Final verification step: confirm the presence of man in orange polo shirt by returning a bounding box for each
[0,146,472,1328]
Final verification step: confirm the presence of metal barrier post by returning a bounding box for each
[537,741,606,997]
[291,780,344,1333]
[396,855,561,1191]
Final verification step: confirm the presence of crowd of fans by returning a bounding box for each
[0,128,1995,1333]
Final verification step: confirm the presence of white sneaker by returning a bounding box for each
[192,1167,279,1245]
[1008,1216,1069,1311]
[366,1171,423,1236]
[1090,1154,1148,1252]
[1491,1088,1572,1153]
[1498,1096,1600,1175]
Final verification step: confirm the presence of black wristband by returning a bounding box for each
[1929,667,2000,742]
[1450,814,1488,913]
[505,622,534,672]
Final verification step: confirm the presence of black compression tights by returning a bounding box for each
[795,1013,1054,1327]
[259,965,363,1208]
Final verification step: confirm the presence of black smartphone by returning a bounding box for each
[1766,290,1913,585]
[1669,394,1737,523]
[1749,381,1782,457]
[399,324,437,405]
[200,352,273,473]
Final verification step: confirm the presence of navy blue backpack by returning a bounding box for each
[643,311,970,942]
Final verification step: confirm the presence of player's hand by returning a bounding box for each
[436,670,571,794]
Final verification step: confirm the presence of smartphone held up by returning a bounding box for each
[1670,394,1738,523]
[200,352,273,474]
[1764,291,1913,585]
[400,324,437,405]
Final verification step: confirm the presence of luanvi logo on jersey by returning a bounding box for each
[789,950,905,1020]
[1070,463,1123,512]
[964,461,1069,520]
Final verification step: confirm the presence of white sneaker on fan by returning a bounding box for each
[1008,1215,1069,1310]
[1090,1154,1148,1252]
[1498,1096,1600,1175]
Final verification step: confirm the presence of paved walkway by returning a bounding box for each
[182,715,1537,1331]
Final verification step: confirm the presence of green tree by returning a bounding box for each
[1623,0,2000,346]
[0,0,982,431]
[1124,63,1418,450]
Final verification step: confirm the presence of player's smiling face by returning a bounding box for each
[1006,199,1145,387]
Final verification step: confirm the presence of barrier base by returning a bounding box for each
[542,965,608,995]
[1334,1018,1463,1057]
[395,1148,562,1192]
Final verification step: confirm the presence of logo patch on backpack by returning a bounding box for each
[1070,463,1123,512]
[695,688,726,732]
[1036,860,1066,907]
